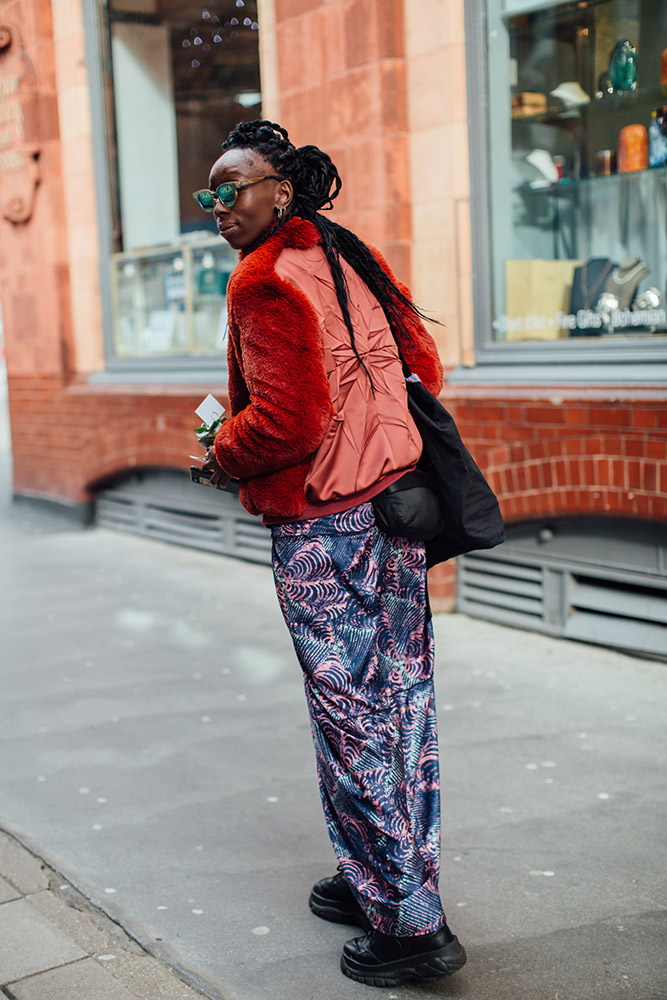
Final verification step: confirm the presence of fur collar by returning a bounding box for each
[237,217,321,271]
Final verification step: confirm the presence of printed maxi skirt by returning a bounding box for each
[271,502,446,936]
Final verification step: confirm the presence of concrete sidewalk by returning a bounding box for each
[0,830,208,999]
[1,385,666,1000]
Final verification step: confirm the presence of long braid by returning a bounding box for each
[221,120,435,381]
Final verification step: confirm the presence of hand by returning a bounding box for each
[201,448,231,489]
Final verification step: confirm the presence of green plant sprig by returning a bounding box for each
[194,415,226,447]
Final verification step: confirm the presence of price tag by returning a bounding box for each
[195,393,225,425]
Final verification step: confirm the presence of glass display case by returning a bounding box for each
[486,0,667,344]
[110,237,236,358]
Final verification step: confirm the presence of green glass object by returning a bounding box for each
[608,40,638,92]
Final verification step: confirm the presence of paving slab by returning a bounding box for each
[5,957,140,1000]
[0,898,86,985]
[0,874,21,903]
[25,885,211,1000]
[0,832,49,894]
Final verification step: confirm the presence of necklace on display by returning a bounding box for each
[610,259,649,286]
[607,258,651,311]
[580,260,614,309]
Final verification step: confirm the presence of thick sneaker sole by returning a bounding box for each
[340,936,467,987]
[309,888,369,929]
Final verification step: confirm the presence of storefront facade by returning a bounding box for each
[1,0,666,654]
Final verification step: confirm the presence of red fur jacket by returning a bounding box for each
[214,217,443,519]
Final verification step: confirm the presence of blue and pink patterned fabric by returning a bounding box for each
[271,502,446,936]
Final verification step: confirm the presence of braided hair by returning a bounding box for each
[221,120,435,382]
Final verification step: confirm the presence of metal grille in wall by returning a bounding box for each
[97,478,667,661]
[458,518,667,661]
[96,469,271,565]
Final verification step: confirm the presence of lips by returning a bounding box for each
[217,222,237,236]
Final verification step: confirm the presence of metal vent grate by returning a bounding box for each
[458,517,667,660]
[96,470,272,565]
[459,553,544,621]
[565,574,667,656]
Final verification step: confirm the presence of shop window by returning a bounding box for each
[473,0,667,368]
[99,0,261,361]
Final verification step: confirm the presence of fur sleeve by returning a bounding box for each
[368,245,444,396]
[213,273,333,480]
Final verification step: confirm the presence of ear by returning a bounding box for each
[277,178,294,211]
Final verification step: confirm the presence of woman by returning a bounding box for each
[198,120,466,987]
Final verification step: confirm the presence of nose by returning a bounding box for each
[213,197,227,220]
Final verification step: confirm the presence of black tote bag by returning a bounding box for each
[404,377,505,568]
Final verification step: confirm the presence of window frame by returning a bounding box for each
[81,0,242,381]
[456,0,667,385]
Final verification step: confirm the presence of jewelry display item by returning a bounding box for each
[605,257,651,310]
[608,40,638,93]
[526,148,559,188]
[579,259,615,309]
[633,287,663,312]
[550,81,590,106]
[649,108,667,168]
[631,288,664,334]
[570,259,616,335]
[595,149,614,176]
[618,124,648,173]
[595,291,619,330]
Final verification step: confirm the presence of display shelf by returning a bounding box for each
[110,237,235,358]
[502,0,629,20]
[515,162,667,194]
[512,84,667,126]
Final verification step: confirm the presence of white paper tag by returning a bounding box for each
[195,394,225,425]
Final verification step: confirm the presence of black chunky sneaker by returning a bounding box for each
[340,923,467,987]
[309,872,369,928]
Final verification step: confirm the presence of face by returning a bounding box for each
[207,148,293,250]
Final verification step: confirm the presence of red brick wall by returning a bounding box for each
[444,387,667,525]
[9,376,218,506]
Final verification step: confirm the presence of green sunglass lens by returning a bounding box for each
[196,190,216,212]
[216,184,237,208]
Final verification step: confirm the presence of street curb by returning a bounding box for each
[0,826,234,1000]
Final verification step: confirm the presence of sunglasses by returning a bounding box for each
[192,175,284,212]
